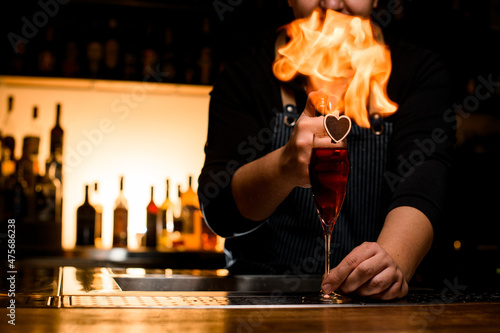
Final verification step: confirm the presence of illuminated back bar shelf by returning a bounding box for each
[0,75,211,251]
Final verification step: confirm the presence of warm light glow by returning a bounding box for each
[0,76,210,250]
[273,9,397,127]
[454,240,462,251]
[216,269,229,277]
[125,268,147,276]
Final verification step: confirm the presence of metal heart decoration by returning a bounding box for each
[324,111,352,143]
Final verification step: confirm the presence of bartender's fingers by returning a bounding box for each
[337,253,388,295]
[370,278,408,301]
[321,242,379,294]
[304,90,330,117]
[280,115,324,187]
[353,263,402,297]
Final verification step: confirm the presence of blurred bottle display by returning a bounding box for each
[146,185,158,248]
[76,184,96,246]
[157,179,174,249]
[93,182,103,248]
[3,4,223,85]
[113,176,128,247]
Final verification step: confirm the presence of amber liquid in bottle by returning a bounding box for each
[113,176,128,247]
[180,176,202,251]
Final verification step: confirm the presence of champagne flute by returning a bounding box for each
[307,121,349,302]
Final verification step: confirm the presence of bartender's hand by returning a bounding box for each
[321,207,433,300]
[279,91,328,188]
[321,242,409,300]
[232,90,334,221]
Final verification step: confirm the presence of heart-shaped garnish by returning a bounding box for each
[324,111,352,143]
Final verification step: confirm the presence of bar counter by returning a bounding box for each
[4,303,500,332]
[2,264,500,332]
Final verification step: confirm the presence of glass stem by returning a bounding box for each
[324,232,331,276]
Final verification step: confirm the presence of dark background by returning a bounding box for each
[1,0,499,289]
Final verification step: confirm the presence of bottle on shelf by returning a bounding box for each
[0,96,16,221]
[45,103,63,185]
[17,106,41,191]
[1,145,23,221]
[113,176,128,247]
[2,99,23,221]
[102,18,122,80]
[93,182,103,248]
[36,163,57,223]
[171,184,184,249]
[36,25,57,76]
[157,179,174,249]
[179,176,202,251]
[16,106,42,221]
[76,184,96,246]
[146,185,158,248]
[1,96,16,162]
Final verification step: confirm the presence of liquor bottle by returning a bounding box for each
[46,103,63,185]
[18,106,41,191]
[0,96,15,221]
[113,176,128,247]
[1,96,16,162]
[76,185,96,246]
[159,27,177,83]
[36,163,57,223]
[180,176,202,251]
[102,18,122,80]
[171,185,184,249]
[146,186,158,248]
[17,106,42,221]
[36,26,57,76]
[93,182,103,248]
[157,179,174,249]
[1,146,19,220]
[2,97,22,221]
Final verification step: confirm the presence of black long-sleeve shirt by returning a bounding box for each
[198,30,455,274]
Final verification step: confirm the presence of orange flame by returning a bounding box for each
[273,9,398,128]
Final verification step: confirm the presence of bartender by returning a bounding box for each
[198,0,455,300]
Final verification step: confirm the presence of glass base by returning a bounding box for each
[302,292,351,304]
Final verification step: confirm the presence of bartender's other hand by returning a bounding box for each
[279,91,327,188]
[321,242,409,300]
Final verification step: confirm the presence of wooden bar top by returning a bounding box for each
[3,303,500,332]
